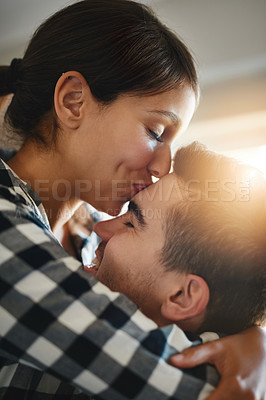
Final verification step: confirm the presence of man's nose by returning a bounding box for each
[147,144,171,179]
[93,218,120,242]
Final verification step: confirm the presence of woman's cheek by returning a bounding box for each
[123,141,156,170]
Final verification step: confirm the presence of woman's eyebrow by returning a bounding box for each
[128,201,146,227]
[148,110,181,126]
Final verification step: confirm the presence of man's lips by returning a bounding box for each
[84,241,106,276]
[95,241,106,262]
[83,262,98,276]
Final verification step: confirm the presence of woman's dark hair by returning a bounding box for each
[0,0,198,145]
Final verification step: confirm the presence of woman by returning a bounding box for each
[0,1,265,399]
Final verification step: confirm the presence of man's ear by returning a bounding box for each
[54,71,91,129]
[161,274,209,322]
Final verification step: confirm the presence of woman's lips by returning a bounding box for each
[133,183,150,195]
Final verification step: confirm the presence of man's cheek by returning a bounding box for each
[98,249,117,278]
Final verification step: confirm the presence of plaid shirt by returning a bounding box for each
[0,157,219,399]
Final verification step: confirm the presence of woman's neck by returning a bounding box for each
[8,140,82,233]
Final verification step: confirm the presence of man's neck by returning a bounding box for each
[175,312,205,333]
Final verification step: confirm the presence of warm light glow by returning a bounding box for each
[224,145,266,178]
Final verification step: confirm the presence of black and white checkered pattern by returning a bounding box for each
[0,158,219,399]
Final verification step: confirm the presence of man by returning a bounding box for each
[87,142,266,335]
[0,139,223,399]
[0,139,265,399]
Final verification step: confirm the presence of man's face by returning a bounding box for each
[92,173,186,325]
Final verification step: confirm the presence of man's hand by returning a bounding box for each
[169,327,266,400]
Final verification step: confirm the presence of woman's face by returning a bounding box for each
[69,83,196,215]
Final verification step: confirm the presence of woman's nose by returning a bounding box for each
[93,218,121,242]
[147,144,171,178]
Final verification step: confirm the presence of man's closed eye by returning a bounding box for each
[124,221,134,228]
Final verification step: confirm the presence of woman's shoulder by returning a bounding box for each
[0,156,32,210]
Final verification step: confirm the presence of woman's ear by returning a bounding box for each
[161,274,209,323]
[54,71,90,129]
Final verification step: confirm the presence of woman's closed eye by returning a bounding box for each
[147,129,164,143]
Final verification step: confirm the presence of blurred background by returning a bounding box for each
[0,0,266,175]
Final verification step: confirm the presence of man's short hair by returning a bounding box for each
[161,142,266,334]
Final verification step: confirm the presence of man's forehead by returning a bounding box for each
[139,173,187,199]
[132,173,188,219]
